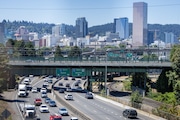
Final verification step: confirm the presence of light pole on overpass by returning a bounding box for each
[105,48,110,96]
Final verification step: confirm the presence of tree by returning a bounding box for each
[23,41,36,56]
[0,44,10,92]
[131,90,143,108]
[132,72,150,90]
[156,69,173,93]
[68,46,81,58]
[55,46,62,57]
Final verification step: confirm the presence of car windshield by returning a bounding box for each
[50,101,55,103]
[53,118,62,120]
[60,108,66,111]
[41,105,47,108]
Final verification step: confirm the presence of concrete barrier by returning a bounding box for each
[52,90,91,120]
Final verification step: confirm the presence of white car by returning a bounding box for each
[40,88,47,93]
[39,104,49,113]
[64,94,73,100]
[71,117,78,120]
[41,92,47,98]
[59,108,68,116]
[32,87,38,93]
[43,82,49,86]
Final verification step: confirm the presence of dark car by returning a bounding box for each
[65,83,70,87]
[59,82,63,86]
[48,79,53,84]
[59,89,65,93]
[123,109,137,118]
[64,77,68,80]
[71,77,75,80]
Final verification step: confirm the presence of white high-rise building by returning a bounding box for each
[133,2,148,47]
[52,24,66,37]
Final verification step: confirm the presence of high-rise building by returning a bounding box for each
[14,26,29,41]
[164,32,175,45]
[148,30,154,45]
[133,2,148,47]
[52,24,66,37]
[76,17,88,38]
[114,17,129,40]
[0,23,5,44]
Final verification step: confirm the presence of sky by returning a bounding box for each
[0,0,180,27]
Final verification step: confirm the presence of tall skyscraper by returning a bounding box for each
[133,2,148,47]
[76,17,88,38]
[114,17,129,40]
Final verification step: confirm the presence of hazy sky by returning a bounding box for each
[0,0,180,27]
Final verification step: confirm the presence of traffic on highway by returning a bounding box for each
[15,75,159,120]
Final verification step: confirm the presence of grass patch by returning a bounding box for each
[0,99,12,120]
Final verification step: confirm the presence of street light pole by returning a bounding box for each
[105,57,107,96]
[105,49,109,96]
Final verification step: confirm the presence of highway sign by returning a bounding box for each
[56,68,70,76]
[1,109,11,119]
[72,68,85,77]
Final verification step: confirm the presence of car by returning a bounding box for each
[40,88,47,93]
[44,97,51,104]
[58,108,68,116]
[58,82,63,86]
[64,93,73,100]
[66,87,72,92]
[122,109,137,118]
[85,92,93,99]
[65,83,70,87]
[71,77,75,80]
[48,79,53,84]
[64,77,68,80]
[39,104,49,113]
[32,87,38,93]
[41,92,47,98]
[59,89,65,93]
[70,117,78,120]
[48,100,56,107]
[50,113,62,120]
[77,80,81,83]
[43,82,49,86]
[34,98,42,106]
[48,75,53,78]
[81,77,86,80]
[74,82,79,86]
[43,78,48,82]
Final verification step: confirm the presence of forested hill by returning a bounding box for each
[2,20,180,38]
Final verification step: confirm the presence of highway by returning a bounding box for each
[16,76,161,120]
[16,77,79,120]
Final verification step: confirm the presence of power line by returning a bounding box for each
[0,3,180,11]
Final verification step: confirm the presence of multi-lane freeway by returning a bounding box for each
[15,76,163,120]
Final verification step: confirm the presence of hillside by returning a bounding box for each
[2,20,180,40]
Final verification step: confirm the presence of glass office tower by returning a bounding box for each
[114,17,129,40]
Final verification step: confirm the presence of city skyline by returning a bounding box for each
[0,0,180,27]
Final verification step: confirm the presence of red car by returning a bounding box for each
[50,114,62,120]
[34,98,42,106]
